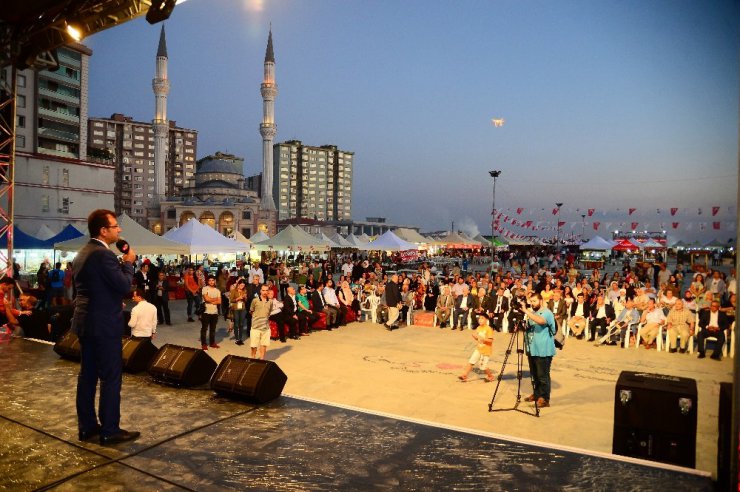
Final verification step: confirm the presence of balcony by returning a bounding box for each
[37,147,77,159]
[38,87,79,105]
[57,52,81,68]
[38,126,79,143]
[38,106,79,124]
[41,69,80,86]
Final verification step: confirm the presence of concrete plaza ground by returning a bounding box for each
[156,298,731,478]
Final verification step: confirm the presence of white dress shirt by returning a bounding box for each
[128,300,158,337]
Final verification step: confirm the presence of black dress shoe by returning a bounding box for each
[78,425,101,441]
[697,353,706,359]
[711,354,722,361]
[100,429,140,445]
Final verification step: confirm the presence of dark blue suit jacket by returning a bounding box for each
[72,239,134,338]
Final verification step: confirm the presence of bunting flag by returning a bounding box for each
[629,208,637,216]
[517,208,524,214]
[631,222,638,230]
[552,208,559,215]
[593,222,600,230]
[712,206,720,216]
[524,220,532,227]
[672,222,679,229]
[671,208,678,216]
[558,221,566,227]
[713,222,720,230]
[588,208,595,217]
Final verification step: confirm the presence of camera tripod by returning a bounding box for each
[487,317,540,417]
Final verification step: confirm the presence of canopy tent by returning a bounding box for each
[704,239,726,249]
[34,224,57,240]
[359,233,372,243]
[457,232,482,246]
[641,239,665,249]
[580,235,615,251]
[330,232,355,248]
[611,239,640,252]
[393,228,430,245]
[671,240,688,248]
[47,224,85,246]
[363,230,418,251]
[249,231,270,243]
[0,226,49,249]
[56,214,190,255]
[163,218,246,255]
[345,234,371,250]
[315,232,341,249]
[229,230,253,246]
[628,239,645,249]
[256,225,330,252]
[437,231,479,249]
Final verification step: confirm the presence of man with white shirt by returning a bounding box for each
[248,262,264,284]
[547,289,567,333]
[567,292,588,338]
[452,285,475,330]
[128,289,157,340]
[705,271,727,300]
[639,298,666,348]
[341,259,354,278]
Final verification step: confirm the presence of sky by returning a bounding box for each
[84,0,739,242]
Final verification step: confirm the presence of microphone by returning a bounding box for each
[115,239,130,255]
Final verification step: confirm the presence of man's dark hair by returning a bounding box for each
[88,209,116,237]
[55,262,62,269]
[133,289,145,299]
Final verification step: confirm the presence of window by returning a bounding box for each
[41,195,49,212]
[62,168,69,187]
[16,135,25,148]
[241,228,251,238]
[42,166,49,185]
[16,115,25,128]
[16,74,26,88]
[61,197,70,214]
[16,95,25,108]
[242,211,251,220]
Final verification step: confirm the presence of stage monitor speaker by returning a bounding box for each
[148,344,216,386]
[717,382,732,490]
[612,371,697,468]
[53,329,81,360]
[211,355,287,403]
[121,338,158,373]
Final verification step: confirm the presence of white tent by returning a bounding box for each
[345,234,371,250]
[230,230,253,246]
[330,232,355,248]
[250,231,270,243]
[359,233,372,243]
[55,214,190,255]
[257,225,330,252]
[363,230,418,251]
[580,235,615,251]
[315,232,341,248]
[394,228,429,245]
[457,232,482,246]
[35,224,57,240]
[163,218,246,254]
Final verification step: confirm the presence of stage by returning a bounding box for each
[0,302,728,490]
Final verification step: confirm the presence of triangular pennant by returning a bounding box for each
[672,222,679,229]
[587,208,595,217]
[629,208,636,216]
[670,208,678,216]
[593,222,600,230]
[713,222,720,230]
[712,206,720,216]
[631,222,638,230]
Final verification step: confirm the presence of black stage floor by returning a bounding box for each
[0,338,713,491]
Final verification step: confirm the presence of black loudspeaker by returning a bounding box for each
[612,371,697,468]
[53,329,81,360]
[148,344,217,387]
[211,355,287,403]
[121,338,158,373]
[717,382,733,490]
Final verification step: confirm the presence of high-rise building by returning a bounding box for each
[2,43,116,234]
[87,113,197,229]
[273,140,353,221]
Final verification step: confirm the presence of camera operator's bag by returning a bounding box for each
[553,327,565,350]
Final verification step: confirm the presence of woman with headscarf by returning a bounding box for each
[338,280,357,323]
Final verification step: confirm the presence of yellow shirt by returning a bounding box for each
[475,324,495,356]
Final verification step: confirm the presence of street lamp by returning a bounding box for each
[489,170,501,271]
[581,214,586,242]
[555,202,563,247]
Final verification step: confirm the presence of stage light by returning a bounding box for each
[65,24,83,41]
[146,0,177,24]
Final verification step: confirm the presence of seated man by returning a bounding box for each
[697,300,729,360]
[639,298,666,348]
[547,289,567,335]
[452,286,475,330]
[588,295,614,342]
[435,285,454,328]
[489,285,510,331]
[471,287,490,329]
[567,292,588,338]
[613,298,640,347]
[310,281,337,329]
[665,300,694,353]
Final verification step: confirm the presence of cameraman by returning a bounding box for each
[520,292,557,408]
[507,288,528,330]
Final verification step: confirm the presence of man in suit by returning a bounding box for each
[587,294,615,341]
[547,289,567,334]
[489,285,510,331]
[697,300,730,360]
[72,209,139,445]
[384,275,402,331]
[153,271,171,325]
[452,285,475,330]
[435,284,455,328]
[311,281,337,329]
[279,285,300,341]
[133,261,154,302]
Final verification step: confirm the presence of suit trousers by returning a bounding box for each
[76,335,123,437]
[155,295,170,324]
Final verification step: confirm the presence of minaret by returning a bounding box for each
[152,25,170,203]
[259,28,277,211]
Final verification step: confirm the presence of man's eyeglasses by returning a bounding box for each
[104,224,120,229]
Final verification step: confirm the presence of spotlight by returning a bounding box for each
[65,24,83,41]
[146,0,177,24]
